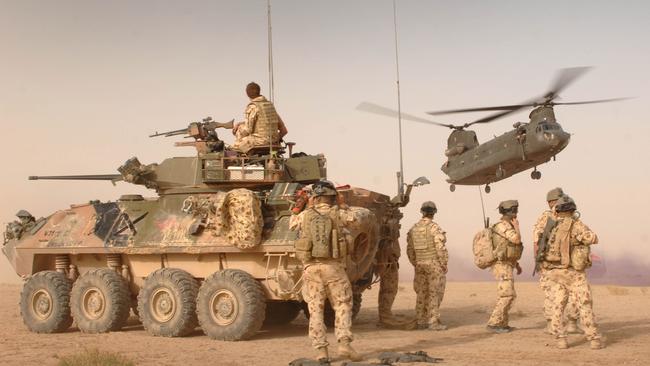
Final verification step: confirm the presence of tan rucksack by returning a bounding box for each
[473,228,495,269]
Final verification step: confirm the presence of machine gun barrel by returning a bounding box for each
[29,174,123,181]
[149,128,187,138]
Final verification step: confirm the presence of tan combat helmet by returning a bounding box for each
[555,195,577,212]
[312,180,337,197]
[420,201,437,215]
[546,187,564,202]
[498,200,519,215]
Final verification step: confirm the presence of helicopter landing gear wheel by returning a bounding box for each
[484,185,491,194]
[449,184,456,192]
[531,169,542,180]
[496,166,505,179]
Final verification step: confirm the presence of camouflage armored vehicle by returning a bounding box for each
[2,119,421,340]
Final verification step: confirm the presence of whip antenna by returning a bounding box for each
[393,0,405,197]
[479,186,488,228]
[267,0,275,102]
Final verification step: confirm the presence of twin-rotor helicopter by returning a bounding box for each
[359,67,627,193]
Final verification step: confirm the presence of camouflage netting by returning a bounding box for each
[216,188,263,249]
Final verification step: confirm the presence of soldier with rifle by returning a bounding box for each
[533,187,581,335]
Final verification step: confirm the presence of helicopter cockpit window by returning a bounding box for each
[537,123,560,133]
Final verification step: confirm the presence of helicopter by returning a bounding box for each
[358,67,627,193]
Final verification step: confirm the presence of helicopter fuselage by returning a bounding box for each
[441,116,570,186]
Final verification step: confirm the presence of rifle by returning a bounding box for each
[378,351,443,364]
[533,216,556,276]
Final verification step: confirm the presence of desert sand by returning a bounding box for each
[0,281,649,366]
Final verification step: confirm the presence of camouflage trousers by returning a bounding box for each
[413,262,446,326]
[303,261,354,349]
[487,262,516,327]
[378,262,399,321]
[546,268,601,340]
[539,268,578,322]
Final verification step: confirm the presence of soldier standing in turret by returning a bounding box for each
[541,195,603,350]
[232,82,288,153]
[487,200,523,333]
[533,187,580,334]
[406,201,448,331]
[291,181,362,363]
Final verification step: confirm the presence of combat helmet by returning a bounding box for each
[555,195,577,212]
[420,201,437,215]
[498,200,519,215]
[311,180,337,197]
[15,210,33,218]
[546,187,564,202]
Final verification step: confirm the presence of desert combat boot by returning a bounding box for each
[590,339,605,350]
[316,347,329,362]
[338,342,362,362]
[557,337,569,349]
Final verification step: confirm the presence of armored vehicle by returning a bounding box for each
[2,119,420,340]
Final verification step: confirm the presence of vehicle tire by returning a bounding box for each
[138,268,199,337]
[303,292,363,327]
[263,301,302,326]
[197,269,266,341]
[20,271,73,333]
[70,268,131,333]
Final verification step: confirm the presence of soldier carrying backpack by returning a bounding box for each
[473,200,523,333]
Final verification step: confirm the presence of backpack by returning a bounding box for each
[472,228,495,269]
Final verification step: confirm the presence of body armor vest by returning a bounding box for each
[295,207,346,261]
[411,221,438,263]
[545,217,573,268]
[492,221,522,263]
[250,100,279,143]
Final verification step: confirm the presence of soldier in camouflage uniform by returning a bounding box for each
[541,196,603,350]
[406,201,448,331]
[375,207,403,326]
[232,82,288,153]
[487,200,523,333]
[292,180,362,362]
[533,187,580,334]
[4,210,36,243]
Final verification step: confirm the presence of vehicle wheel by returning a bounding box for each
[138,268,199,337]
[70,268,131,333]
[197,269,266,341]
[449,184,456,192]
[263,301,302,326]
[20,271,73,333]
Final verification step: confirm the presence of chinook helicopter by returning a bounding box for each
[358,67,626,193]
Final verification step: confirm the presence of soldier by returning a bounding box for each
[4,210,36,242]
[541,196,603,350]
[487,200,523,333]
[406,201,448,331]
[376,209,403,327]
[291,180,362,362]
[533,187,580,334]
[232,82,288,153]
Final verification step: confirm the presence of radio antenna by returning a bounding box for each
[392,0,405,197]
[267,0,275,102]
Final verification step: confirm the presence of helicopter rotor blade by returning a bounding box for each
[356,102,457,129]
[464,108,527,127]
[544,66,592,101]
[552,97,632,106]
[426,103,535,115]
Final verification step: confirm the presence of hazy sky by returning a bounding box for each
[1,1,649,283]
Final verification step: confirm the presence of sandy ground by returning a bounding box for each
[0,281,649,366]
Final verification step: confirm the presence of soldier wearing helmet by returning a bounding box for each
[486,200,523,333]
[291,180,361,362]
[406,201,448,331]
[540,195,603,350]
[532,188,581,335]
[232,82,288,153]
[4,210,36,243]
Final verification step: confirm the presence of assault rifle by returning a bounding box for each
[533,217,556,276]
[378,351,443,364]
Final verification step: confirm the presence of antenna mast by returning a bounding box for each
[392,0,405,197]
[267,0,275,102]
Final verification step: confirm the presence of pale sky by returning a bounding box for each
[1,1,649,283]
